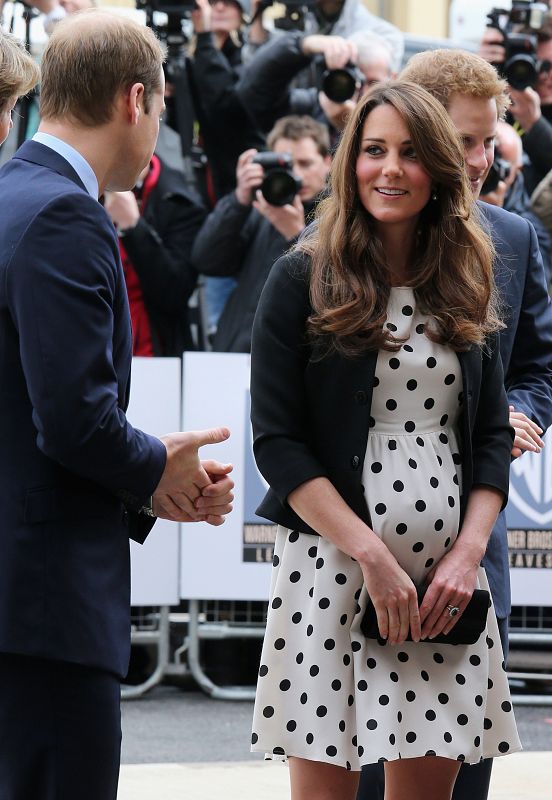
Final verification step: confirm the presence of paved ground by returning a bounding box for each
[118,683,552,799]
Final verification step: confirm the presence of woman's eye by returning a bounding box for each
[364,145,383,156]
[403,147,418,159]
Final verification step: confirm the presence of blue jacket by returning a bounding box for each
[0,141,166,678]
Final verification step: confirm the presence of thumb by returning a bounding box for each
[201,459,233,475]
[192,427,231,448]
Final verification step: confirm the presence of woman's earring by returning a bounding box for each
[431,189,438,201]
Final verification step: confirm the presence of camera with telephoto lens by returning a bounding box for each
[481,152,511,195]
[321,62,365,103]
[487,2,548,90]
[251,152,302,206]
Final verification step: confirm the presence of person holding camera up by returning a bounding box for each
[479,7,552,195]
[191,115,331,353]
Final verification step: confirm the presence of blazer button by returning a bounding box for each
[355,390,368,405]
[351,455,360,470]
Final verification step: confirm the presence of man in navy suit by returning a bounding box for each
[357,50,552,800]
[0,11,233,799]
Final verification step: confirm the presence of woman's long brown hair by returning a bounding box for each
[297,81,503,357]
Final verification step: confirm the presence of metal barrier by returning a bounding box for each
[121,606,171,700]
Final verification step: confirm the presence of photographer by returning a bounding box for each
[480,120,551,282]
[237,30,394,141]
[479,10,552,194]
[191,115,331,353]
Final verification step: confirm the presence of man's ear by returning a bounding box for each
[127,82,145,125]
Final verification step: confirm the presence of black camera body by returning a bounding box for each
[487,2,548,90]
[481,152,511,195]
[252,152,302,206]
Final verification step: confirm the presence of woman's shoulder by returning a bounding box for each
[269,248,312,288]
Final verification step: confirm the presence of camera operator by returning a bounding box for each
[236,30,394,143]
[104,155,206,356]
[480,119,551,282]
[191,115,331,353]
[479,9,552,194]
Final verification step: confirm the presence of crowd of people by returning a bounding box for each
[1,1,552,799]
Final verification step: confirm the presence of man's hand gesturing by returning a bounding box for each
[153,427,234,524]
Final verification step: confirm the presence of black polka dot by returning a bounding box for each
[272,554,279,567]
[286,720,297,732]
[357,679,368,691]
[397,712,402,723]
[279,679,291,692]
[316,706,327,718]
[405,421,416,432]
[484,718,492,730]
[316,557,324,569]
[457,754,466,762]
[252,733,258,744]
[437,455,443,466]
[324,639,336,650]
[424,398,435,409]
[444,373,455,385]
[433,653,444,664]
[487,636,494,649]
[393,480,404,492]
[296,652,303,664]
[263,706,274,718]
[474,736,481,747]
[274,638,285,650]
[412,542,424,553]
[416,437,425,447]
[259,664,268,677]
[358,746,364,757]
[335,573,347,585]
[369,416,375,428]
[388,439,397,451]
[390,671,399,682]
[430,477,439,488]
[474,695,483,707]
[332,679,341,691]
[375,503,387,515]
[351,641,361,652]
[403,344,413,352]
[425,558,434,568]
[456,674,466,685]
[290,571,301,583]
[439,433,449,444]
[488,679,494,689]
[421,670,429,681]
[367,658,377,669]
[416,323,425,334]
[306,625,313,637]
[448,495,455,508]
[386,322,397,331]
[444,537,451,548]
[397,652,409,663]
[402,305,413,316]
[426,750,437,757]
[309,665,319,677]
[396,523,407,535]
[379,694,389,705]
[415,500,426,512]
[308,587,314,598]
[498,742,510,753]
[386,399,397,411]
[452,452,461,464]
[343,654,351,666]
[407,379,418,391]
[319,597,330,610]
[371,462,383,473]
[440,414,449,426]
[288,530,299,543]
[457,714,468,726]
[326,746,337,757]
[444,732,453,743]
[292,612,302,624]
[406,690,416,702]
[367,719,378,730]
[389,358,400,370]
[339,720,346,732]
[306,733,314,744]
[408,458,417,469]
[438,693,449,704]
[389,733,396,745]
[272,597,282,609]
[501,701,512,712]
[406,732,417,743]
[426,710,436,721]
[427,357,436,368]
[308,546,317,558]
[435,519,444,531]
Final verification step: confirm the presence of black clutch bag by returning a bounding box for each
[360,585,490,646]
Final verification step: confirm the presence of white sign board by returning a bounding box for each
[126,357,181,606]
[180,352,273,600]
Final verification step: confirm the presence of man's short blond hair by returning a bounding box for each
[401,49,510,119]
[40,10,166,127]
[0,31,40,112]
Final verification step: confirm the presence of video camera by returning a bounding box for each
[252,152,302,206]
[487,2,548,90]
[481,151,511,194]
[136,0,196,80]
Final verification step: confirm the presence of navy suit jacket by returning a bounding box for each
[0,141,167,678]
[478,202,552,618]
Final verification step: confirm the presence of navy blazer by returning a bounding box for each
[251,250,513,575]
[478,202,552,617]
[0,141,167,678]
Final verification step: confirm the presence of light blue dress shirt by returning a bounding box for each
[32,131,99,199]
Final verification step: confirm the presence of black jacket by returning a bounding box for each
[503,172,552,284]
[521,104,552,196]
[250,250,513,538]
[192,191,314,353]
[121,159,205,356]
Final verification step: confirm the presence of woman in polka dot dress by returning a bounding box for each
[249,82,521,800]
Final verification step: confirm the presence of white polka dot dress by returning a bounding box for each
[251,287,521,769]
